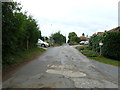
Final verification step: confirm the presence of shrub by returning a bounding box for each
[89,34,103,52]
[89,31,120,60]
[102,31,120,60]
[76,46,88,51]
[76,46,98,57]
[81,50,99,57]
[69,41,78,45]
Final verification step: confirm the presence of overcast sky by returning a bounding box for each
[16,0,119,39]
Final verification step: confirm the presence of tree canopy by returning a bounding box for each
[68,32,77,39]
[2,2,41,65]
[50,31,66,45]
[68,32,80,43]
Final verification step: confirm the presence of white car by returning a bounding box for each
[37,39,49,47]
[80,41,89,45]
[84,41,89,45]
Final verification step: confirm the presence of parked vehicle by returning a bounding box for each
[37,39,49,47]
[84,41,89,45]
[80,41,85,45]
[80,41,89,45]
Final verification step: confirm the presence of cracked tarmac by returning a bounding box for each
[3,44,119,88]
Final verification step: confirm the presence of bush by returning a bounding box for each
[76,46,88,51]
[69,41,78,45]
[2,2,41,66]
[76,46,98,57]
[53,44,61,46]
[89,31,120,60]
[102,31,120,60]
[81,50,99,57]
[89,34,103,52]
[3,47,45,66]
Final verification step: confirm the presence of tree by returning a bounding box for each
[2,1,41,65]
[38,30,42,39]
[68,32,80,43]
[50,31,66,45]
[82,33,85,36]
[70,36,80,43]
[2,2,22,57]
[45,37,48,40]
[41,36,48,41]
[68,32,77,39]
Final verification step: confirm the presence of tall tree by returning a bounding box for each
[68,32,80,43]
[68,32,77,39]
[50,31,66,45]
[82,33,85,36]
[2,1,41,65]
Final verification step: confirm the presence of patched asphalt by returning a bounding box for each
[3,44,119,88]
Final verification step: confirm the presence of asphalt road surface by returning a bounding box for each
[3,44,119,88]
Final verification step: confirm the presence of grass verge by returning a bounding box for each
[3,47,46,67]
[3,47,46,81]
[53,44,61,46]
[76,46,120,67]
[89,57,120,67]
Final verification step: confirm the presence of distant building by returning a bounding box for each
[109,26,120,32]
[79,36,88,41]
[97,32,104,34]
[92,32,104,36]
[92,26,120,36]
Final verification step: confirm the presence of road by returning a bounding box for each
[3,44,118,88]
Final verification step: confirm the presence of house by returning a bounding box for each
[92,32,104,36]
[92,26,120,36]
[79,36,88,41]
[109,26,120,32]
[97,32,104,34]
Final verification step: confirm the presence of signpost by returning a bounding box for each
[99,42,103,46]
[99,42,103,56]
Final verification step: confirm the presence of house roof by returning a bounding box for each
[92,26,120,36]
[97,32,104,34]
[80,36,88,40]
[109,26,120,31]
[92,32,104,36]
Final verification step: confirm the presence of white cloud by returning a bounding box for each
[16,0,119,38]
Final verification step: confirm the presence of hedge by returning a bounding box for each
[89,34,103,52]
[102,31,120,60]
[89,31,120,60]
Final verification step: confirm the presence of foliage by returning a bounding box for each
[68,32,77,39]
[76,46,99,57]
[102,31,120,60]
[90,57,120,67]
[50,31,66,45]
[68,32,80,43]
[89,31,120,60]
[81,50,99,57]
[76,45,89,51]
[82,33,85,36]
[52,43,61,47]
[76,46,120,67]
[3,47,45,66]
[69,41,78,45]
[41,36,48,41]
[89,34,103,52]
[70,36,80,43]
[2,2,41,65]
